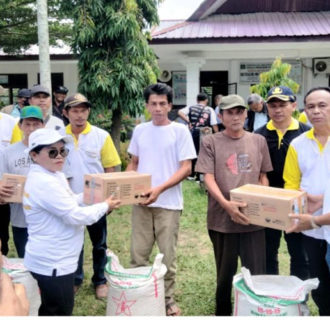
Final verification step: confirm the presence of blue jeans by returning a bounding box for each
[326,243,330,273]
[74,215,107,287]
[12,226,28,258]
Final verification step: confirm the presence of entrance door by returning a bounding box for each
[200,71,228,108]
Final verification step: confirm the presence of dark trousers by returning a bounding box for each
[265,228,309,279]
[31,271,74,316]
[12,226,28,258]
[75,215,107,286]
[0,204,10,255]
[302,235,330,316]
[209,229,266,316]
[190,129,200,180]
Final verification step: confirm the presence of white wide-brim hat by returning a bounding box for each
[26,128,71,153]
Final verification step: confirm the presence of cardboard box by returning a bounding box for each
[230,184,307,231]
[83,171,151,206]
[1,174,27,203]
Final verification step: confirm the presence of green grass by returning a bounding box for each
[7,180,318,316]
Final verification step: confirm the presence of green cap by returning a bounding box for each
[20,106,44,122]
[220,94,247,110]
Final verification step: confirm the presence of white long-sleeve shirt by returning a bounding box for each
[23,164,109,276]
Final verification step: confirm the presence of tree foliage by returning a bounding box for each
[62,0,160,150]
[0,0,71,53]
[250,57,300,99]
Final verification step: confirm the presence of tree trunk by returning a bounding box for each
[111,108,122,172]
[37,0,52,111]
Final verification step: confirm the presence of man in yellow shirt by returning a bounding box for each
[61,93,121,299]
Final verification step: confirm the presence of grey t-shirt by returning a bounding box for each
[0,141,31,227]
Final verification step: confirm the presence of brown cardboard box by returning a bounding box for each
[1,174,27,203]
[230,184,307,231]
[83,171,151,206]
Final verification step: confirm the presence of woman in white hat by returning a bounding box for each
[23,128,120,316]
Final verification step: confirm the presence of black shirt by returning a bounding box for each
[255,120,310,188]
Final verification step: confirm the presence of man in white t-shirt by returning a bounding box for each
[0,106,44,257]
[127,83,196,316]
[0,112,16,255]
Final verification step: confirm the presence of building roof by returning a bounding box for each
[151,11,330,42]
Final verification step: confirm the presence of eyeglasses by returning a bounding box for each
[47,148,69,159]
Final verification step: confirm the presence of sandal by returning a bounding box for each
[166,302,182,316]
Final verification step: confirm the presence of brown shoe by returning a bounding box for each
[95,284,108,299]
[74,285,81,295]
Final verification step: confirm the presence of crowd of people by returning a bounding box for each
[0,82,330,316]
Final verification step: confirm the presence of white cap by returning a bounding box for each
[26,128,71,153]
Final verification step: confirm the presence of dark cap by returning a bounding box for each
[30,85,50,97]
[220,94,247,110]
[64,93,91,109]
[17,88,30,98]
[54,85,68,94]
[266,86,296,102]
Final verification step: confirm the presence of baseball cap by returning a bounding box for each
[64,93,91,109]
[266,86,296,102]
[20,106,44,122]
[17,88,31,98]
[30,85,50,97]
[219,94,247,110]
[54,85,68,94]
[26,128,71,153]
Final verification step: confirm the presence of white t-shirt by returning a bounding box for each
[128,121,196,210]
[23,164,108,276]
[0,142,31,227]
[45,115,64,131]
[0,112,16,151]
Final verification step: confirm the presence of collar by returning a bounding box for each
[305,128,328,152]
[266,118,299,131]
[65,122,91,135]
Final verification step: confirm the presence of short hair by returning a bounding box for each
[247,93,263,105]
[143,83,173,104]
[303,87,330,105]
[197,92,208,102]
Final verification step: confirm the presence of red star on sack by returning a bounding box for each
[112,292,137,316]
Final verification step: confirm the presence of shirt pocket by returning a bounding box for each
[82,148,100,164]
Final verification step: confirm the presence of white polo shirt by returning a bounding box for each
[62,122,121,193]
[23,164,109,276]
[0,112,16,151]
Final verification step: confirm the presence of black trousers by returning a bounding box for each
[31,271,75,316]
[0,204,10,255]
[209,229,266,316]
[302,235,330,316]
[265,228,309,279]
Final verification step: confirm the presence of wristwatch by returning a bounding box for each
[310,216,321,229]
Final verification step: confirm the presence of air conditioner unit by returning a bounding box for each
[313,58,330,74]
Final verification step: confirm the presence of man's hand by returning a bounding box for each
[139,186,163,206]
[223,200,250,225]
[286,214,313,233]
[0,241,29,316]
[0,184,14,203]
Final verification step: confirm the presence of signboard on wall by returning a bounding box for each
[239,61,302,87]
[172,71,186,105]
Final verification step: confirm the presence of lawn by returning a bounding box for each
[7,180,318,316]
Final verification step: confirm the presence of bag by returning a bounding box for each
[2,257,41,316]
[233,267,319,316]
[105,250,167,316]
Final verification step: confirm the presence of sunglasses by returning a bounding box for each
[47,148,69,159]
